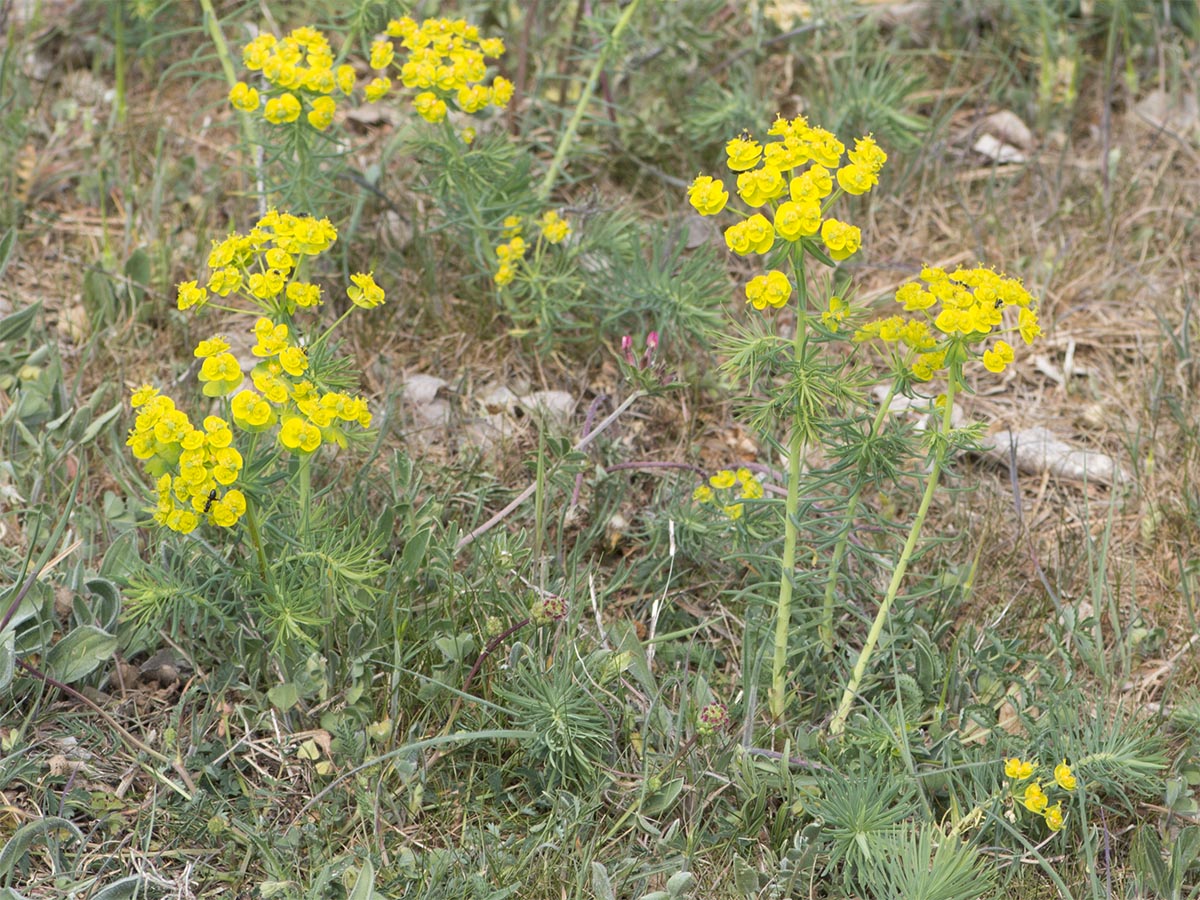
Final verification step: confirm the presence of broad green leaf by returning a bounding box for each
[0,228,15,280]
[591,863,615,900]
[0,628,13,692]
[91,876,152,900]
[0,302,39,345]
[347,858,377,900]
[44,624,117,683]
[0,816,84,880]
[79,402,123,445]
[268,681,300,711]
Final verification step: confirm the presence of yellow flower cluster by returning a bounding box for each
[1004,757,1076,833]
[183,210,343,318]
[127,386,246,534]
[687,116,886,314]
[134,211,383,532]
[491,212,572,288]
[693,467,764,521]
[231,27,356,131]
[854,266,1040,381]
[365,16,513,123]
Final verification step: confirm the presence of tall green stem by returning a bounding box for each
[242,500,270,582]
[819,382,900,654]
[768,253,809,720]
[828,379,958,735]
[535,0,642,202]
[198,0,257,163]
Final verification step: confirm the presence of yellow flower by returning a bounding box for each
[736,165,785,207]
[773,200,820,241]
[822,296,848,330]
[370,39,395,69]
[709,470,736,489]
[687,175,729,216]
[1022,781,1048,814]
[263,92,302,124]
[723,503,744,520]
[364,76,391,102]
[538,210,571,244]
[279,416,322,453]
[229,81,260,112]
[836,163,876,195]
[1004,757,1036,780]
[692,484,714,504]
[176,280,208,311]
[745,270,792,310]
[725,135,762,172]
[307,95,337,130]
[820,218,861,261]
[347,272,385,309]
[1054,760,1077,791]
[1043,802,1065,832]
[982,340,1014,373]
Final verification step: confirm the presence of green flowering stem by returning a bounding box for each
[198,0,258,174]
[241,499,270,582]
[829,379,958,736]
[819,381,901,654]
[768,252,810,721]
[536,0,643,202]
[297,453,312,540]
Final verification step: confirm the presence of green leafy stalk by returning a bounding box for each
[197,0,258,166]
[768,251,809,720]
[829,378,958,734]
[536,0,643,201]
[819,381,901,654]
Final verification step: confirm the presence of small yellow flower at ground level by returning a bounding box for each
[692,484,714,504]
[687,175,729,216]
[739,477,764,500]
[1022,781,1049,814]
[347,272,385,308]
[1005,757,1036,780]
[723,503,744,520]
[1054,759,1077,791]
[538,210,571,244]
[1043,802,1065,832]
[494,263,515,287]
[336,64,356,94]
[709,470,736,489]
